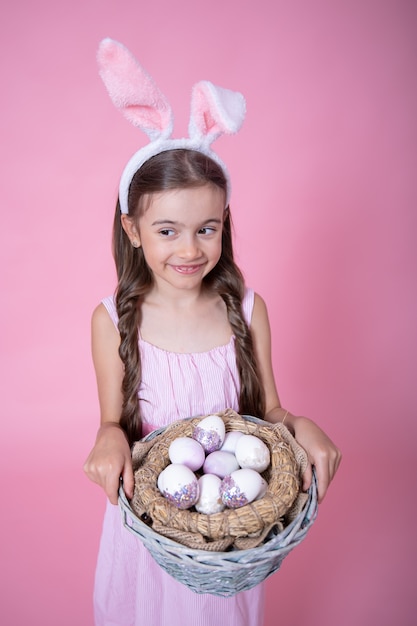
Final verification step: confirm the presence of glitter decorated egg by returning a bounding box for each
[234,434,271,473]
[168,437,206,472]
[192,415,226,453]
[220,468,264,508]
[195,474,225,514]
[158,464,199,509]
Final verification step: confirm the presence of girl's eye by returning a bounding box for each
[198,227,216,235]
[159,229,175,237]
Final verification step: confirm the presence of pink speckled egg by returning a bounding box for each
[168,437,205,472]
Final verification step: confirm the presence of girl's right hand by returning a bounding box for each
[83,423,134,504]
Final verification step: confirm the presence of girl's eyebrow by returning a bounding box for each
[151,218,222,226]
[151,219,177,226]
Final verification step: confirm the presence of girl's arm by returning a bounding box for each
[83,303,135,504]
[250,293,342,502]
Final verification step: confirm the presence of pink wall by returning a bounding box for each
[1,1,415,624]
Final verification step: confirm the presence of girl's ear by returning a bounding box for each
[121,215,141,247]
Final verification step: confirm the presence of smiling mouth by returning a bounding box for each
[172,264,204,274]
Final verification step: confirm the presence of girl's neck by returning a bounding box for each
[140,287,231,353]
[144,283,208,310]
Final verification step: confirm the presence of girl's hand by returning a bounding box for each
[83,423,134,505]
[291,415,342,503]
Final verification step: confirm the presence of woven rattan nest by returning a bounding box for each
[130,409,309,551]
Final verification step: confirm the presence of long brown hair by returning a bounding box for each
[112,149,265,444]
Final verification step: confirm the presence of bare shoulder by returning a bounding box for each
[91,303,124,422]
[250,292,273,376]
[92,302,118,334]
[92,302,112,324]
[251,292,271,332]
[91,302,120,361]
[251,292,281,411]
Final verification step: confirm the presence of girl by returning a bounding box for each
[84,39,341,626]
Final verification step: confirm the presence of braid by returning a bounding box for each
[116,291,142,445]
[206,213,266,419]
[113,205,152,445]
[222,292,265,418]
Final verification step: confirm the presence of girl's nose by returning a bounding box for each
[178,235,200,259]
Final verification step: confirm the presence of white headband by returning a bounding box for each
[97,38,246,214]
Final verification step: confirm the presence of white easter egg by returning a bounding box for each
[192,415,226,453]
[255,477,268,500]
[195,474,225,514]
[220,431,244,454]
[203,450,240,479]
[158,463,199,509]
[220,468,264,508]
[157,470,166,493]
[235,434,270,472]
[168,437,206,471]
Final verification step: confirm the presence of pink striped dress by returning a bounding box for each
[94,288,265,626]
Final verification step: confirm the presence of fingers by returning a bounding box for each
[83,429,134,504]
[313,447,342,503]
[101,456,134,504]
[302,462,313,493]
[105,473,122,505]
[315,464,330,503]
[84,454,133,504]
[122,463,135,500]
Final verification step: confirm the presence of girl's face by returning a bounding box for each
[122,183,225,294]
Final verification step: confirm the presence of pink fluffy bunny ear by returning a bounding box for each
[189,81,246,147]
[97,38,173,141]
[97,38,246,213]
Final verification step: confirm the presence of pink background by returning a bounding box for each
[1,1,415,624]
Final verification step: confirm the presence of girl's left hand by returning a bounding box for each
[291,416,342,502]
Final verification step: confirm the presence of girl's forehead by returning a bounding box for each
[142,185,225,220]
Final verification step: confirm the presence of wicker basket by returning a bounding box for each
[118,411,318,596]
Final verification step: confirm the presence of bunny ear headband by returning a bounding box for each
[97,38,246,214]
